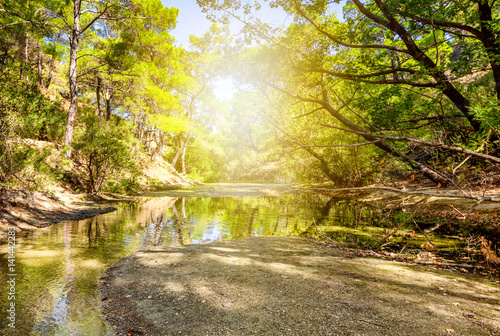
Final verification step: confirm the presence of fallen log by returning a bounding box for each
[302,186,500,202]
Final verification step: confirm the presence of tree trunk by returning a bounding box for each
[37,47,44,87]
[21,31,29,83]
[96,75,103,118]
[45,54,55,88]
[105,84,111,121]
[180,134,191,175]
[63,0,81,159]
[477,1,500,100]
[171,132,184,168]
[180,145,187,174]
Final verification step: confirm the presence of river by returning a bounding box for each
[0,183,470,335]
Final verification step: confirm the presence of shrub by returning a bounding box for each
[73,112,137,194]
[471,99,500,131]
[0,77,65,186]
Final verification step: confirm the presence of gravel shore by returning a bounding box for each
[99,236,500,336]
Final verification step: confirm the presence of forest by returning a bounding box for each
[0,0,499,193]
[1,1,500,335]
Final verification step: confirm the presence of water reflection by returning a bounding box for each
[138,196,317,248]
[32,222,75,335]
[0,192,467,336]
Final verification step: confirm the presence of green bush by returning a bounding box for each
[0,78,66,141]
[73,111,138,194]
[471,99,500,130]
[105,175,141,195]
[0,77,65,186]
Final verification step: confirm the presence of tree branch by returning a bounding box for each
[293,106,325,119]
[351,0,391,27]
[320,123,500,164]
[76,64,106,78]
[407,14,482,39]
[76,53,101,60]
[314,67,418,78]
[294,1,410,54]
[310,68,437,87]
[300,140,384,148]
[80,3,115,34]
[0,20,30,30]
[353,78,438,87]
[377,115,463,127]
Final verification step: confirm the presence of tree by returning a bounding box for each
[198,0,500,185]
[54,0,115,158]
[0,0,62,82]
[73,111,136,193]
[53,0,180,158]
[170,24,231,174]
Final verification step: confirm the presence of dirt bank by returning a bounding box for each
[0,155,196,240]
[99,236,500,336]
[0,189,126,240]
[0,139,197,240]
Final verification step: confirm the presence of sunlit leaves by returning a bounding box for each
[147,114,192,134]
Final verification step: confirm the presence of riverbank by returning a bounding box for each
[303,182,500,207]
[0,148,197,240]
[3,182,500,251]
[0,189,130,240]
[99,236,500,336]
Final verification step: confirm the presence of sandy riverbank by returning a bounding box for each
[0,189,132,240]
[99,236,500,336]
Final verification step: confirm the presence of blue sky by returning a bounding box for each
[161,1,213,47]
[162,0,294,47]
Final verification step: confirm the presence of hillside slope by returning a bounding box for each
[0,139,195,238]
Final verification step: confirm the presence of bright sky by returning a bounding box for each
[161,1,212,47]
[161,1,344,100]
[162,0,294,47]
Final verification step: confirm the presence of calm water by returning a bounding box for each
[0,184,466,335]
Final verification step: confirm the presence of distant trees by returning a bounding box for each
[170,24,230,174]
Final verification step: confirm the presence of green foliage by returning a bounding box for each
[471,100,500,130]
[73,111,138,194]
[394,212,411,224]
[0,78,66,141]
[197,0,500,186]
[0,76,66,186]
[184,147,219,182]
[105,175,141,195]
[2,0,500,192]
[148,114,192,134]
[0,141,47,189]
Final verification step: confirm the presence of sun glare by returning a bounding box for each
[213,78,236,101]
